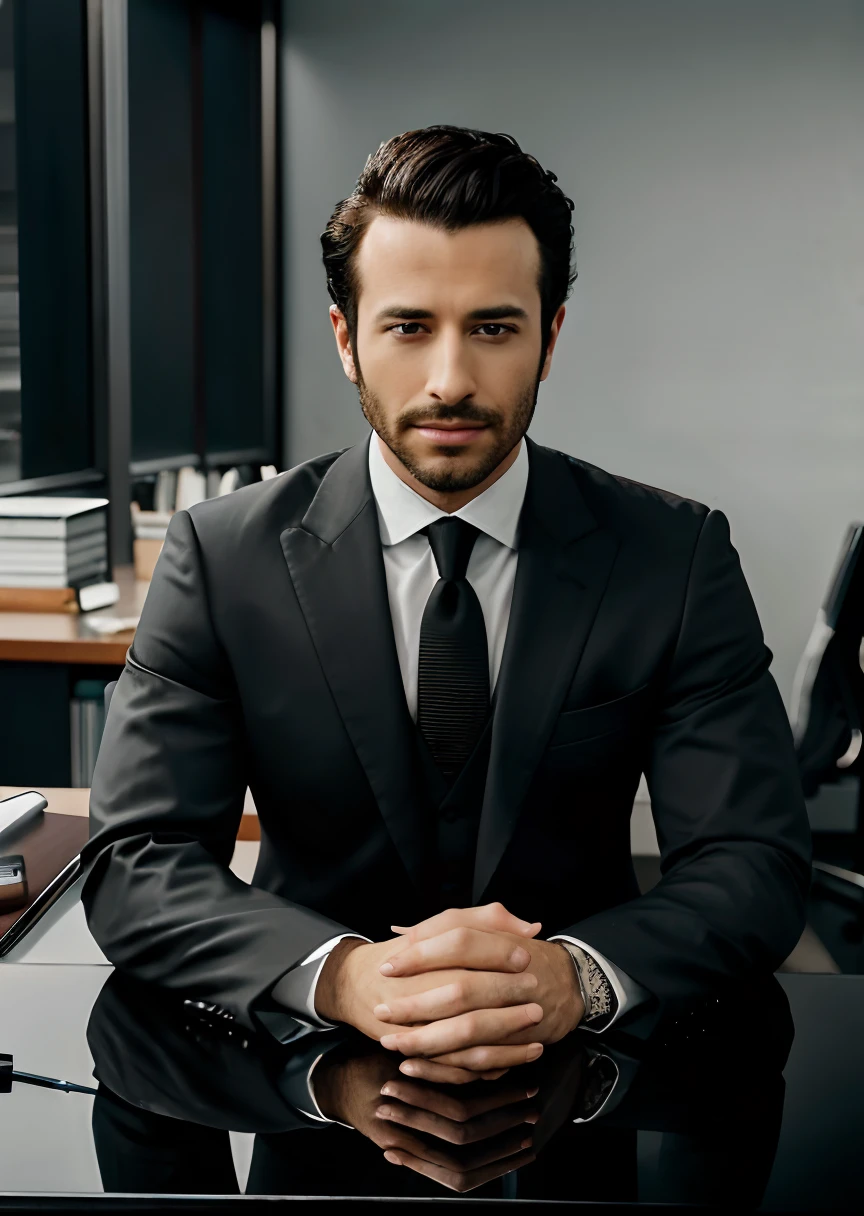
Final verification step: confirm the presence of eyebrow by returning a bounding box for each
[373,304,529,323]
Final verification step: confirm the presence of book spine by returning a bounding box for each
[70,700,83,789]
[0,510,108,540]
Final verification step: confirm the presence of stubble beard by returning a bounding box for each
[357,375,540,494]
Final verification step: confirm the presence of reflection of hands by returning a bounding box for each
[312,1043,539,1193]
[375,905,585,1082]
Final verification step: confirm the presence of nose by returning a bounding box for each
[423,331,477,406]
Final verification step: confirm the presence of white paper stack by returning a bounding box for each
[0,497,109,588]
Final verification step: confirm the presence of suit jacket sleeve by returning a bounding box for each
[555,508,812,1004]
[81,509,353,1032]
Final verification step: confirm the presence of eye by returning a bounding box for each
[474,324,514,337]
[390,322,427,336]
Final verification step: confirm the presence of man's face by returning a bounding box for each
[330,215,564,495]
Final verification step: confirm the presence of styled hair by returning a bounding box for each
[321,125,576,343]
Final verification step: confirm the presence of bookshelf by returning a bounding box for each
[0,566,143,786]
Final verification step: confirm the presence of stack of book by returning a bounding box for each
[0,497,117,612]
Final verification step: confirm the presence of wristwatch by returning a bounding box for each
[559,940,617,1029]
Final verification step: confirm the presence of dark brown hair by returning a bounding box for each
[321,125,576,343]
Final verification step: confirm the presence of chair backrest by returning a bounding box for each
[104,680,118,718]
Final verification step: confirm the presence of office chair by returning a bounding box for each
[792,523,864,937]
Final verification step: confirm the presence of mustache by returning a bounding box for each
[399,403,500,428]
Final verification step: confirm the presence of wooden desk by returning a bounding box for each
[0,785,261,841]
[0,564,145,664]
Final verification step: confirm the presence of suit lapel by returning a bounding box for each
[472,441,621,901]
[280,441,431,889]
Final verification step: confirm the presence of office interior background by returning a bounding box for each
[1,1,863,966]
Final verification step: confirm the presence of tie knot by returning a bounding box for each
[423,517,480,582]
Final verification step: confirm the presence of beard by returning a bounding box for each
[357,373,540,495]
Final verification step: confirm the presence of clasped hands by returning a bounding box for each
[315,902,585,1084]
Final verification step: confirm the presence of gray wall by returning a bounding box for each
[280,0,864,708]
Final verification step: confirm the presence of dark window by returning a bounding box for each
[0,0,98,493]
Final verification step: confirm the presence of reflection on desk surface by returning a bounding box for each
[0,967,862,1211]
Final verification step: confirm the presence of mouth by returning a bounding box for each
[411,421,490,446]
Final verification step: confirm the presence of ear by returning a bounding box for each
[329,305,358,384]
[539,304,567,382]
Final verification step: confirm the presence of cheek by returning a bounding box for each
[473,342,539,398]
[359,336,426,396]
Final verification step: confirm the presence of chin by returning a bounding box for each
[411,452,497,494]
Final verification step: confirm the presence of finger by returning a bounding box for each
[373,1124,451,1161]
[376,1098,539,1145]
[381,927,532,978]
[384,1145,536,1194]
[397,1058,493,1085]
[426,1041,544,1071]
[380,1004,543,1058]
[391,902,542,944]
[385,1125,533,1172]
[380,1077,539,1122]
[374,970,539,1024]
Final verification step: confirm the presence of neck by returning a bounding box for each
[377,435,522,513]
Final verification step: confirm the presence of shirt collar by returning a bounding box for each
[367,430,529,550]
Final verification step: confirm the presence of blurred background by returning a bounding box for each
[0,1,862,963]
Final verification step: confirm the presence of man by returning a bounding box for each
[83,125,811,1089]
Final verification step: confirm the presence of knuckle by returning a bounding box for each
[483,901,505,925]
[450,980,468,1007]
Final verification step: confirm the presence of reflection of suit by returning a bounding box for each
[87,974,790,1204]
[83,437,810,1031]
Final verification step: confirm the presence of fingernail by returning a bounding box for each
[525,1113,540,1124]
[379,1034,398,1049]
[526,1044,543,1061]
[521,1137,533,1149]
[380,1085,393,1096]
[384,1151,402,1165]
[527,1003,543,1024]
[526,1086,539,1098]
[379,961,395,975]
[374,1003,392,1018]
[509,946,530,968]
[376,1105,392,1119]
[400,1062,417,1075]
[390,925,410,933]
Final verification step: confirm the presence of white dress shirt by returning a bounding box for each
[274,431,648,1048]
[370,427,527,717]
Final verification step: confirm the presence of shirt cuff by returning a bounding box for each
[549,935,651,1034]
[271,933,371,1030]
[572,1041,642,1122]
[296,1042,354,1127]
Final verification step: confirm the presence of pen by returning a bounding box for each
[0,1052,96,1096]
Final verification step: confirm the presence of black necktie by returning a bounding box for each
[417,517,490,777]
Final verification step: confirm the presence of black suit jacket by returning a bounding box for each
[82,436,811,1031]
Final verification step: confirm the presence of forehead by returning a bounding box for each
[353,215,541,311]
